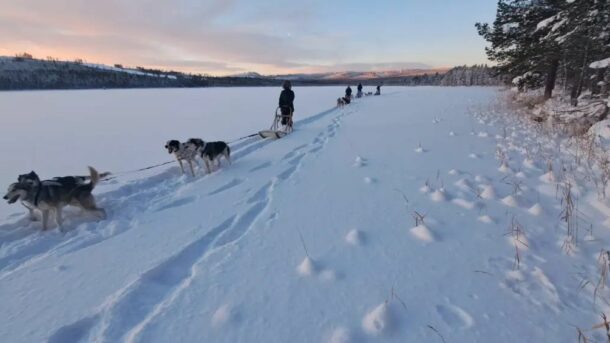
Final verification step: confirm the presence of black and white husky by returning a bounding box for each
[188,138,231,174]
[165,139,200,176]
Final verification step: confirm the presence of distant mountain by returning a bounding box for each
[229,71,266,79]
[269,68,451,81]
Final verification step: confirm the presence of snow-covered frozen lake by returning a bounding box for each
[2,86,610,343]
[0,86,348,218]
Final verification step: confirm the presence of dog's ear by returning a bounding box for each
[30,171,40,182]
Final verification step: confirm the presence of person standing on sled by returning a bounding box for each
[279,80,295,127]
[344,85,353,103]
[342,86,353,104]
[357,83,363,97]
[375,84,381,95]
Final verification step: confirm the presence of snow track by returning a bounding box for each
[0,105,340,282]
[46,102,353,343]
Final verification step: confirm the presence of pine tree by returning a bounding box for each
[536,0,609,104]
[476,0,563,99]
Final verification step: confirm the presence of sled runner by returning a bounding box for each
[259,107,293,139]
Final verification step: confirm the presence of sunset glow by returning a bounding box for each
[0,0,496,75]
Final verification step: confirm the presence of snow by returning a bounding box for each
[590,57,610,69]
[296,256,316,276]
[3,86,610,342]
[478,215,494,224]
[84,63,177,79]
[528,203,544,216]
[328,327,351,343]
[211,304,233,328]
[345,229,363,246]
[501,194,520,207]
[409,224,435,243]
[362,302,391,335]
[430,188,448,202]
[0,86,344,219]
[589,119,610,140]
[536,15,559,31]
[480,184,496,199]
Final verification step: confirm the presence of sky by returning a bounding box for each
[0,0,497,76]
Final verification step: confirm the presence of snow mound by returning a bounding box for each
[363,177,376,184]
[501,195,519,207]
[523,158,537,169]
[414,144,426,153]
[419,184,432,193]
[498,163,512,173]
[328,327,351,343]
[528,203,544,216]
[297,257,316,276]
[410,225,435,242]
[345,229,364,246]
[448,169,460,175]
[362,302,391,335]
[478,215,494,224]
[589,119,610,140]
[449,131,456,136]
[430,189,448,202]
[454,178,473,190]
[480,185,496,199]
[539,171,555,183]
[475,175,490,183]
[212,304,233,328]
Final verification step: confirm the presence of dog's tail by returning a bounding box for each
[88,166,100,189]
[71,166,100,195]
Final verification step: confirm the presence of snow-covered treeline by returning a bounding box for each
[0,55,501,90]
[439,64,502,86]
[476,0,609,105]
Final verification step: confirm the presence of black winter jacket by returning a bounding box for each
[279,89,295,111]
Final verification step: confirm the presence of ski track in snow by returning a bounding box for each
[0,106,347,283]
[44,105,353,342]
[0,141,258,280]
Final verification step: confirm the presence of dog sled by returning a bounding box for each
[259,107,293,139]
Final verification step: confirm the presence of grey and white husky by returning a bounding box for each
[3,167,106,230]
[15,170,109,221]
